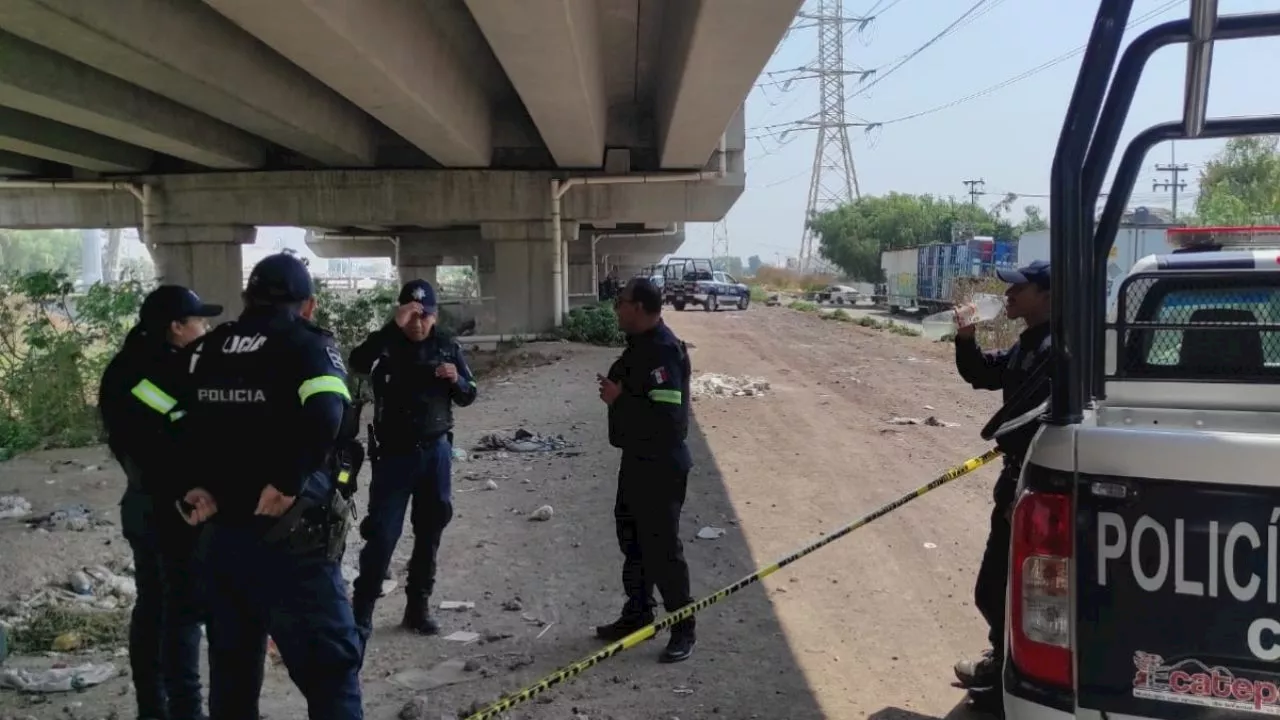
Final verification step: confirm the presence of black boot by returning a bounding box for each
[659,619,696,664]
[401,593,440,635]
[594,611,654,642]
[351,596,375,634]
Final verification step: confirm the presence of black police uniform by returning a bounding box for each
[953,260,1052,695]
[349,279,477,637]
[174,254,363,720]
[98,285,221,720]
[597,318,696,662]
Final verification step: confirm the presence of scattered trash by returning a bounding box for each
[451,448,469,462]
[886,416,958,428]
[696,526,727,540]
[923,542,937,549]
[398,696,430,720]
[474,428,572,453]
[0,495,31,520]
[501,597,524,612]
[483,479,499,491]
[443,631,480,644]
[25,503,104,532]
[673,686,694,696]
[390,658,475,692]
[691,374,770,399]
[765,293,782,307]
[0,662,117,692]
[51,631,83,651]
[536,621,556,639]
[528,505,553,522]
[438,601,475,611]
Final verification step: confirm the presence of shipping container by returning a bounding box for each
[914,239,1018,312]
[1016,227,1175,315]
[880,247,919,312]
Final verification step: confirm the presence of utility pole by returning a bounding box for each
[963,178,985,206]
[710,220,730,266]
[1153,144,1188,220]
[795,0,866,273]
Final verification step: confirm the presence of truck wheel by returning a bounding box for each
[705,295,718,312]
[673,301,686,311]
[738,295,750,310]
[836,296,845,305]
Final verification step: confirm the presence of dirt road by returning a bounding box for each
[0,306,1003,720]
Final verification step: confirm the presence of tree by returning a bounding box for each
[712,256,744,277]
[0,230,81,275]
[747,255,763,274]
[1195,136,1280,225]
[808,193,1015,281]
[1018,205,1048,235]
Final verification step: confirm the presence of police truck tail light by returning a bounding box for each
[1010,486,1073,689]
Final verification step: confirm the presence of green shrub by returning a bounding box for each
[889,323,922,337]
[787,300,818,312]
[0,271,144,454]
[559,303,625,346]
[749,285,768,302]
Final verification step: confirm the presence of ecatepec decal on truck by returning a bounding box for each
[1133,651,1280,715]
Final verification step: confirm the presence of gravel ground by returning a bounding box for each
[0,306,1003,720]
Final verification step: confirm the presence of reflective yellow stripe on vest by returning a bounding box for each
[647,389,682,405]
[131,379,178,415]
[298,375,352,404]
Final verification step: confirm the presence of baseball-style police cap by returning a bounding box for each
[398,279,438,314]
[997,259,1051,290]
[139,285,222,328]
[245,252,314,302]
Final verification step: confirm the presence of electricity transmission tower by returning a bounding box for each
[710,220,730,265]
[795,0,865,273]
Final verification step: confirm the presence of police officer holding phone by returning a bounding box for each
[348,280,477,639]
[99,285,221,720]
[174,253,363,720]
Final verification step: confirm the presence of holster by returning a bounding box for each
[333,439,364,500]
[262,494,354,562]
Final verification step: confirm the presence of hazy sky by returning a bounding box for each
[677,0,1280,263]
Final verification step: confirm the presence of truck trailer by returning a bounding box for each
[879,237,1017,314]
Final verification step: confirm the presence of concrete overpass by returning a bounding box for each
[0,0,801,332]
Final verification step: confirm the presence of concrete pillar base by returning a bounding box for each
[150,224,255,323]
[398,265,437,286]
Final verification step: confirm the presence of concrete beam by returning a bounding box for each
[594,232,684,257]
[306,235,395,260]
[0,169,744,228]
[0,150,41,175]
[0,107,153,173]
[0,0,377,167]
[465,0,606,168]
[205,0,492,167]
[151,225,256,322]
[0,31,264,169]
[655,0,803,169]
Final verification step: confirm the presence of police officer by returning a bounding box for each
[174,253,363,720]
[349,279,477,637]
[595,277,696,664]
[99,285,221,720]
[952,260,1052,712]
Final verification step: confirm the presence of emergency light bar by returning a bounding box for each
[1166,226,1280,249]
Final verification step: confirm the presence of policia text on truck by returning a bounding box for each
[989,4,1280,720]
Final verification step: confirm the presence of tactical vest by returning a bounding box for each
[370,332,460,448]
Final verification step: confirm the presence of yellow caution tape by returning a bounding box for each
[463,447,1003,720]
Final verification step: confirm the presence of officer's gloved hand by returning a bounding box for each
[255,484,296,517]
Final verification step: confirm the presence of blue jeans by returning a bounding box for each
[353,435,453,606]
[203,519,363,720]
[121,491,205,720]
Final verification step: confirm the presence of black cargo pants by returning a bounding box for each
[614,454,693,622]
[974,459,1020,656]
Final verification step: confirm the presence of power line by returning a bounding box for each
[860,0,1185,127]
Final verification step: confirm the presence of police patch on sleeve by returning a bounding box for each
[326,346,347,373]
[651,366,669,385]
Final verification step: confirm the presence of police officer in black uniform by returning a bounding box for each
[99,285,221,720]
[174,253,363,720]
[595,277,697,663]
[952,260,1052,713]
[349,279,477,638]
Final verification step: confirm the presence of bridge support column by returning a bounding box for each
[481,221,578,334]
[150,224,255,323]
[398,264,438,287]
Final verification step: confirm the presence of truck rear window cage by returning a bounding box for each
[1111,270,1280,382]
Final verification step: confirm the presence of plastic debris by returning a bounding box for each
[438,600,475,611]
[25,503,100,531]
[443,631,480,644]
[887,416,958,428]
[474,428,572,453]
[690,374,770,399]
[696,526,727,540]
[0,662,118,692]
[0,495,31,520]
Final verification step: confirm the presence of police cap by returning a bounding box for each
[997,259,1050,290]
[245,252,314,303]
[139,285,222,329]
[398,279,438,314]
